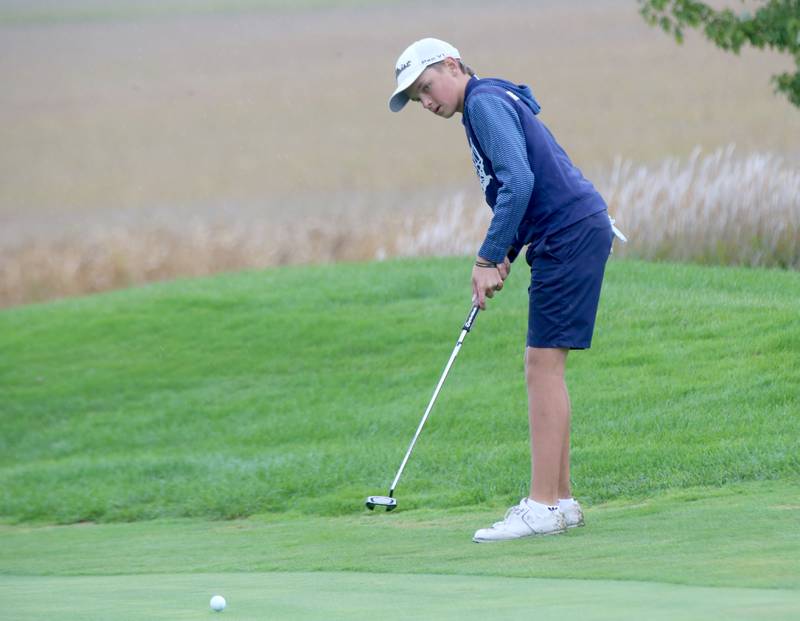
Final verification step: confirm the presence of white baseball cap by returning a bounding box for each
[388,38,461,112]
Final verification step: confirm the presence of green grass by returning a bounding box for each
[3,573,798,621]
[1,480,799,618]
[1,257,799,618]
[1,258,798,524]
[2,571,798,621]
[2,480,798,589]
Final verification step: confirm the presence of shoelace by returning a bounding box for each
[492,504,526,529]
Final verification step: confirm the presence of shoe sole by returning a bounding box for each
[472,528,567,543]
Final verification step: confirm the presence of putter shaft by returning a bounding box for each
[388,305,479,495]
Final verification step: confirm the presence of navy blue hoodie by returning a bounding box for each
[462,76,607,263]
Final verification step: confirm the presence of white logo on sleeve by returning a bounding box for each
[469,138,492,192]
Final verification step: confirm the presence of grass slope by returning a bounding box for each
[1,258,799,524]
[1,257,799,618]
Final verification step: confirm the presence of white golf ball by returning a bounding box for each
[210,595,226,612]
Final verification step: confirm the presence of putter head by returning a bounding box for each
[365,495,397,511]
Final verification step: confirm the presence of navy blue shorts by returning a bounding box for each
[525,210,613,349]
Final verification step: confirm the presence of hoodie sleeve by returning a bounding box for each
[466,93,534,264]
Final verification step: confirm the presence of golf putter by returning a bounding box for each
[365,305,480,511]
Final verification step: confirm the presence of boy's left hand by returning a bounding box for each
[471,256,510,310]
[497,256,511,280]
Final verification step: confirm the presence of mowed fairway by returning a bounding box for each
[3,571,799,621]
[1,257,799,618]
[1,480,800,619]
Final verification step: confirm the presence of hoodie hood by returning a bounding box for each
[468,77,541,115]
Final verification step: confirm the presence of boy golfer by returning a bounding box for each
[389,38,622,542]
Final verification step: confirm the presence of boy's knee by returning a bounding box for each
[525,347,568,380]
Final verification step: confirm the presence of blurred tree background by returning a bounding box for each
[639,0,800,106]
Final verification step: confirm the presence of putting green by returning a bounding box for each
[2,572,798,620]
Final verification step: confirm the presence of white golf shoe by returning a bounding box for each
[473,498,566,543]
[558,498,585,528]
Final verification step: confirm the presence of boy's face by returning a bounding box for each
[406,59,466,118]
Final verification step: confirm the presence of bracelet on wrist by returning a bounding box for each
[475,260,498,268]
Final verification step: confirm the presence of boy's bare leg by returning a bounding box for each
[558,383,572,500]
[472,346,572,542]
[525,347,570,506]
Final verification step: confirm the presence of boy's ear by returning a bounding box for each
[445,56,460,75]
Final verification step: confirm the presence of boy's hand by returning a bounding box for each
[471,256,506,310]
[497,256,511,280]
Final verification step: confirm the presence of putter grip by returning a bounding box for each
[463,305,479,332]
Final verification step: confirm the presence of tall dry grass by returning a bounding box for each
[600,146,800,268]
[1,146,798,307]
[0,213,389,307]
[384,145,800,268]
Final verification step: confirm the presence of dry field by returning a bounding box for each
[1,0,799,305]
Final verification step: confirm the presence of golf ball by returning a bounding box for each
[210,595,226,612]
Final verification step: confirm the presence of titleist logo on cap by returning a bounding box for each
[395,60,411,78]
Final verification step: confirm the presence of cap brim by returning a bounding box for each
[388,66,425,112]
[389,92,409,112]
